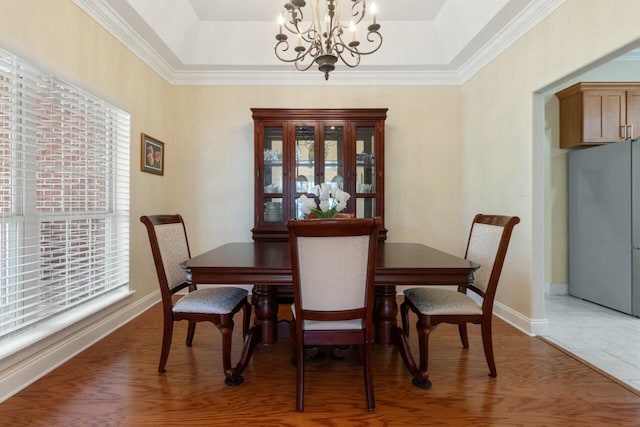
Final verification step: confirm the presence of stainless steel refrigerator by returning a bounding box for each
[568,138,639,316]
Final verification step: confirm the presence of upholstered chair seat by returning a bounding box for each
[140,214,260,386]
[403,288,483,316]
[174,287,249,315]
[393,214,519,390]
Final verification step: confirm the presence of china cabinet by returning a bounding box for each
[556,82,640,149]
[251,108,388,241]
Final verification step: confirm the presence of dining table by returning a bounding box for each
[182,241,478,346]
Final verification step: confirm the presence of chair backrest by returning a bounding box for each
[140,215,192,303]
[464,214,520,311]
[287,217,381,325]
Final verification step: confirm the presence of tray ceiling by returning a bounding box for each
[74,0,567,85]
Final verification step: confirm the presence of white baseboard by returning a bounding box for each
[546,282,568,296]
[0,290,161,403]
[492,300,549,336]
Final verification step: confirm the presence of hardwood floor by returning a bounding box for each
[1,299,639,426]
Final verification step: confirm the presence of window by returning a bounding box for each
[0,47,130,343]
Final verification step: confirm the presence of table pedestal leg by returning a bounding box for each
[374,284,397,345]
[392,326,432,389]
[252,285,278,345]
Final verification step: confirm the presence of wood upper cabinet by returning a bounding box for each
[556,82,640,149]
[627,90,640,140]
[251,108,388,241]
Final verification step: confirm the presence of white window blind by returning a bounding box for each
[0,47,130,341]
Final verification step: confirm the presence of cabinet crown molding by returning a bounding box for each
[555,82,640,99]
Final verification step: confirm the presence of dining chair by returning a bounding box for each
[140,214,260,386]
[393,214,520,389]
[287,217,381,412]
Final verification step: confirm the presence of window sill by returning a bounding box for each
[0,287,134,368]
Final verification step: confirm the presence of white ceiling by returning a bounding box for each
[74,0,568,85]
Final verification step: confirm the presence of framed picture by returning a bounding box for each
[141,133,164,175]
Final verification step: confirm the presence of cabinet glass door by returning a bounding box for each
[323,125,345,191]
[355,125,376,218]
[263,126,284,223]
[294,125,315,219]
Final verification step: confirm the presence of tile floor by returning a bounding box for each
[543,295,640,392]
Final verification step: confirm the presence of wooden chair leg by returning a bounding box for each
[481,319,497,377]
[458,323,469,349]
[220,321,233,374]
[186,321,196,347]
[217,318,244,386]
[159,319,173,373]
[296,344,305,412]
[289,320,297,367]
[417,319,437,372]
[363,341,375,411]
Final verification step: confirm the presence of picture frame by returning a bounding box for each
[141,133,164,176]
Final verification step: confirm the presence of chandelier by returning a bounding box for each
[275,0,382,80]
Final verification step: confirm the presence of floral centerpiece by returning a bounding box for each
[299,183,351,218]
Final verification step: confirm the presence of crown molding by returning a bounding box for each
[72,0,176,80]
[458,0,567,83]
[167,68,464,86]
[74,0,566,86]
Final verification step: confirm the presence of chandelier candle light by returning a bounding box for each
[275,0,382,80]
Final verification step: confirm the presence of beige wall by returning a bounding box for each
[0,0,174,302]
[462,0,640,319]
[171,86,466,256]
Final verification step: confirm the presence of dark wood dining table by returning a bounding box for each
[182,241,478,346]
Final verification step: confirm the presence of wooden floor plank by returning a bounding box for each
[1,300,639,426]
